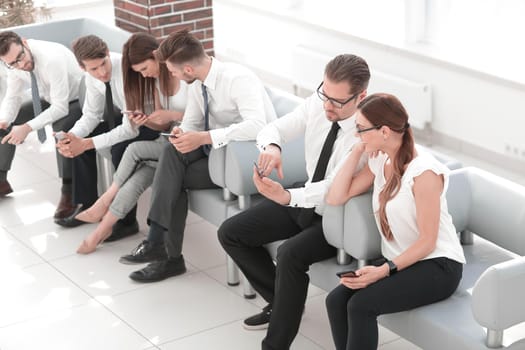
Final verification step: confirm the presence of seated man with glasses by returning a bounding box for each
[218,54,370,349]
[0,31,83,221]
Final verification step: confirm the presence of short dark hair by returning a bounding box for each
[156,29,206,65]
[71,35,108,67]
[0,31,23,56]
[325,54,370,95]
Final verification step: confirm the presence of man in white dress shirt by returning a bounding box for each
[55,35,158,239]
[0,31,83,220]
[218,54,371,349]
[126,29,277,282]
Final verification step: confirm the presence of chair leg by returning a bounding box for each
[337,248,351,265]
[486,329,503,348]
[357,259,369,269]
[242,274,256,299]
[226,256,240,286]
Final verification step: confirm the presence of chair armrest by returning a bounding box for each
[342,192,382,261]
[472,256,525,331]
[322,204,345,249]
[208,147,227,188]
[224,139,307,196]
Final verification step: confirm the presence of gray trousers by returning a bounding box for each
[0,100,82,179]
[147,143,218,257]
[109,136,167,219]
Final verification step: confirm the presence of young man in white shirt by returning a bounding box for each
[0,31,83,220]
[124,29,277,281]
[218,54,371,350]
[55,35,158,240]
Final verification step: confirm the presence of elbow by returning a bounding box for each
[325,194,347,206]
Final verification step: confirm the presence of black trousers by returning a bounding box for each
[218,200,336,350]
[147,144,218,256]
[0,100,82,180]
[325,257,462,350]
[72,119,158,224]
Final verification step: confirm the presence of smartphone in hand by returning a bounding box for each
[253,161,264,177]
[336,270,357,278]
[54,131,66,141]
[160,132,177,138]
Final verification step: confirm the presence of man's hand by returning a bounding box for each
[253,167,291,205]
[171,130,211,154]
[257,144,284,179]
[56,132,93,158]
[1,124,32,145]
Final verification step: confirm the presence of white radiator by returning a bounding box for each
[291,46,432,130]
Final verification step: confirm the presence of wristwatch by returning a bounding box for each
[386,260,398,276]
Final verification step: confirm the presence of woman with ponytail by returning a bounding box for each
[324,93,465,350]
[75,32,187,254]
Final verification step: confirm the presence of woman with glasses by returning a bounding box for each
[75,32,187,254]
[324,93,465,350]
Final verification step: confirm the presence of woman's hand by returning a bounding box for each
[126,111,148,127]
[340,264,389,289]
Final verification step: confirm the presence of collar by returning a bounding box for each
[337,114,357,135]
[202,57,220,91]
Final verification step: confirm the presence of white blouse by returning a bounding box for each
[157,79,187,113]
[368,149,466,264]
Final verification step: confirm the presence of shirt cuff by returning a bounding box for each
[287,187,306,208]
[26,119,44,132]
[92,134,109,150]
[209,128,228,149]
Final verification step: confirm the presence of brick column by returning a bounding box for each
[113,0,214,54]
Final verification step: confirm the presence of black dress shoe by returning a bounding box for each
[119,240,167,264]
[104,219,139,242]
[54,192,75,219]
[129,255,186,283]
[0,180,13,197]
[54,204,85,227]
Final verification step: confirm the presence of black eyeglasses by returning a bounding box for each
[316,82,359,109]
[356,125,381,134]
[3,45,26,70]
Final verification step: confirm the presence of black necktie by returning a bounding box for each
[104,81,116,130]
[201,83,211,155]
[30,71,47,143]
[297,122,341,228]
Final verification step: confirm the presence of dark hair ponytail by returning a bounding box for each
[357,93,414,240]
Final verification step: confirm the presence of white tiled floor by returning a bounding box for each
[2,132,524,350]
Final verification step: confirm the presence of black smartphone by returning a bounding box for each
[253,161,264,177]
[336,270,357,278]
[160,132,177,138]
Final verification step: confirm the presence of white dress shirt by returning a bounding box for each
[257,93,365,215]
[180,58,276,148]
[69,53,138,150]
[0,39,83,130]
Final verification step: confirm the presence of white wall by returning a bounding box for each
[213,0,525,166]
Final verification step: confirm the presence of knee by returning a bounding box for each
[347,293,375,320]
[217,216,237,247]
[275,241,303,270]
